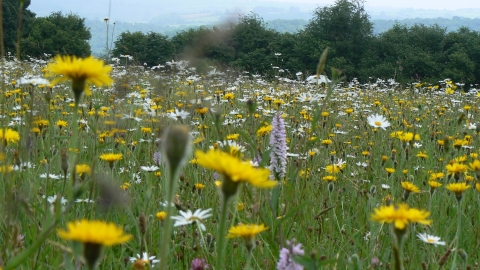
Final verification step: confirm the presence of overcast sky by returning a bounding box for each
[29,0,480,23]
[280,0,480,9]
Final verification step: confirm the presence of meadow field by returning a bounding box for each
[0,54,479,270]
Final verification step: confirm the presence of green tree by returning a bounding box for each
[112,31,173,66]
[299,0,373,78]
[441,27,480,83]
[2,0,36,56]
[22,12,91,57]
[229,13,278,74]
[268,32,303,76]
[362,23,446,83]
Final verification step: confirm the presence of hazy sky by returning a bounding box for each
[28,0,480,23]
[366,0,480,9]
[286,0,480,9]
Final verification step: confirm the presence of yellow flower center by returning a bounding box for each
[375,121,382,126]
[187,217,201,222]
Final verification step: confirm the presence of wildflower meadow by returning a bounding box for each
[1,46,479,270]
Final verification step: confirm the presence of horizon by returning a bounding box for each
[29,0,480,24]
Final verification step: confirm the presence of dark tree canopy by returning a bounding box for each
[112,31,173,66]
[22,12,92,57]
[2,0,36,55]
[299,0,373,78]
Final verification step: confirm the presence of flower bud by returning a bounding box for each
[162,125,191,177]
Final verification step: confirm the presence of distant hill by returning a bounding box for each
[86,16,480,56]
[372,16,480,34]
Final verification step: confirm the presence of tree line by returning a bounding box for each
[4,0,480,84]
[2,0,91,58]
[111,0,480,85]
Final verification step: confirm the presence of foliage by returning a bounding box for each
[109,0,480,84]
[373,17,480,34]
[2,0,36,56]
[21,12,91,57]
[299,0,373,78]
[112,31,173,66]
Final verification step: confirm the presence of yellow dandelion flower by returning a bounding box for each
[345,108,354,115]
[469,160,480,172]
[256,125,273,136]
[452,156,467,163]
[46,55,113,104]
[397,132,420,142]
[195,107,209,115]
[0,128,20,144]
[446,182,470,196]
[226,224,268,240]
[156,211,167,221]
[194,183,205,190]
[189,158,198,164]
[385,167,395,175]
[428,180,442,189]
[226,134,240,140]
[321,139,332,145]
[237,203,244,211]
[141,127,152,133]
[371,203,431,230]
[401,181,420,193]
[58,219,132,246]
[100,153,123,169]
[58,219,131,269]
[99,153,123,163]
[195,150,277,190]
[446,163,467,175]
[416,151,428,159]
[465,174,474,182]
[224,93,235,100]
[56,119,68,128]
[120,182,131,190]
[76,164,91,177]
[429,172,445,181]
[322,175,337,182]
[31,127,41,134]
[0,165,14,173]
[33,119,49,127]
[325,164,344,174]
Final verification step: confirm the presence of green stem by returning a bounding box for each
[393,227,406,270]
[158,170,178,269]
[393,243,404,270]
[68,105,80,196]
[450,198,462,270]
[216,196,230,270]
[244,250,252,270]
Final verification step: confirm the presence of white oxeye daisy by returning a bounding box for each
[417,233,446,246]
[171,208,212,231]
[129,252,160,265]
[140,165,160,172]
[166,109,190,120]
[367,114,391,130]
